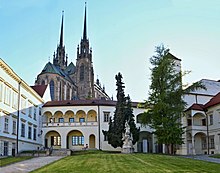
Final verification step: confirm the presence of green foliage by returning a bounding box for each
[142,45,204,154]
[104,72,139,148]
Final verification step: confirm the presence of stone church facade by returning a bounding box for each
[35,7,109,101]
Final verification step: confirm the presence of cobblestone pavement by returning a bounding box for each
[0,156,64,173]
[182,155,220,164]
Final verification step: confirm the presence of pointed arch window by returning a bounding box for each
[50,80,55,100]
[80,64,84,81]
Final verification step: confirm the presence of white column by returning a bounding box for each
[152,134,156,153]
[192,135,196,155]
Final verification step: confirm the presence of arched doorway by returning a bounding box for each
[67,130,84,150]
[89,134,95,148]
[137,131,153,153]
[45,131,61,149]
[194,132,206,154]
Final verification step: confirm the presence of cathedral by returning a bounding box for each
[35,5,110,101]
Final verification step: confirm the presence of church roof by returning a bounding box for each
[64,62,76,75]
[40,62,74,83]
[31,85,48,97]
[43,99,141,108]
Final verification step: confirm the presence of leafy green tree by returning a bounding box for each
[103,73,139,148]
[141,45,204,154]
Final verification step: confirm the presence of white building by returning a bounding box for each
[0,58,50,156]
[179,79,220,155]
[42,99,156,153]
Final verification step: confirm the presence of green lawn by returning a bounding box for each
[32,151,220,173]
[0,156,33,167]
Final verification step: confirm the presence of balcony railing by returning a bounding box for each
[186,125,207,131]
[42,121,98,127]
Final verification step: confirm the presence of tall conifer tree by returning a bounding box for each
[103,73,139,148]
[141,45,204,154]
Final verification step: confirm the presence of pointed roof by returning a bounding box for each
[60,11,64,47]
[185,103,205,112]
[205,92,220,108]
[83,2,87,40]
[31,85,48,97]
[64,62,76,74]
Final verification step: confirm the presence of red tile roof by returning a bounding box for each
[185,103,205,111]
[43,99,140,108]
[205,92,220,108]
[31,85,48,97]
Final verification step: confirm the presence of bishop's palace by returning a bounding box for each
[1,4,220,157]
[35,9,109,101]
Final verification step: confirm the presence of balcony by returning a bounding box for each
[42,121,98,127]
[186,125,207,132]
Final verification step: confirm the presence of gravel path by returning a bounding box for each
[182,155,220,164]
[0,156,64,173]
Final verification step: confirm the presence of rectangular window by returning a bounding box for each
[21,97,26,114]
[21,123,25,137]
[33,128,37,140]
[12,120,16,134]
[0,82,3,102]
[69,118,74,123]
[33,107,37,120]
[103,112,110,122]
[210,115,213,125]
[72,136,84,145]
[28,126,32,139]
[202,119,206,126]
[4,117,9,132]
[12,92,18,109]
[79,118,85,123]
[51,136,61,146]
[187,119,192,126]
[28,101,32,117]
[59,118,64,123]
[210,136,215,149]
[201,137,207,149]
[4,85,11,105]
[3,141,8,156]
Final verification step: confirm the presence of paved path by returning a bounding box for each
[0,156,64,173]
[182,155,220,164]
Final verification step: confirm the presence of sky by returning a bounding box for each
[0,0,220,102]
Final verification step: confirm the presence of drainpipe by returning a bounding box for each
[16,81,21,155]
[98,105,101,150]
[204,108,209,155]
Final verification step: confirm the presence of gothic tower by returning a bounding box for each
[53,11,68,70]
[76,3,94,99]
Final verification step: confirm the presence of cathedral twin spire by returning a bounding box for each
[54,3,90,68]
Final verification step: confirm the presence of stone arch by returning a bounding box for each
[64,110,75,123]
[66,130,84,150]
[137,131,153,153]
[136,113,143,123]
[193,113,206,126]
[194,132,206,155]
[43,111,53,123]
[89,134,96,148]
[87,110,97,122]
[45,130,61,149]
[76,110,86,122]
[54,111,64,123]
